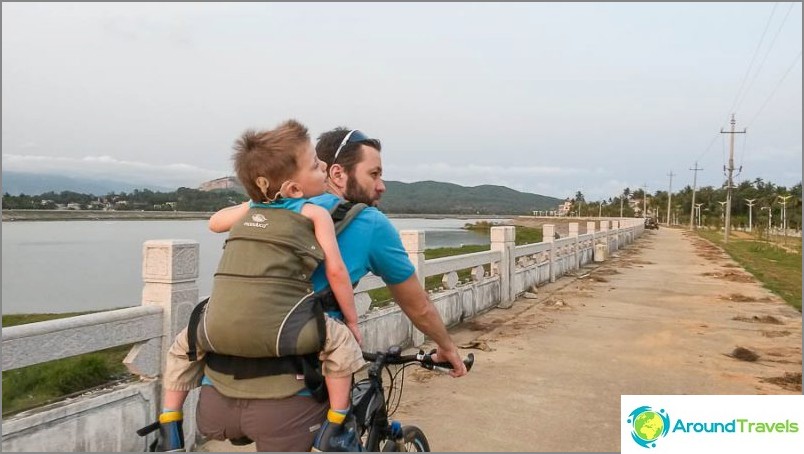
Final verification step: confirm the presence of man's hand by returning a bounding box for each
[430,346,467,378]
[346,322,364,346]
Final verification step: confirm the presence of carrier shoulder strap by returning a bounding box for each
[329,201,368,236]
[186,297,209,362]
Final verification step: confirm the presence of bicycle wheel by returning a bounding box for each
[381,425,430,452]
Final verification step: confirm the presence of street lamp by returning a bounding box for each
[777,195,792,236]
[745,199,756,233]
[694,203,703,228]
[760,206,771,232]
[718,201,727,226]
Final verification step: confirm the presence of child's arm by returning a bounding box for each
[301,203,362,345]
[209,202,249,232]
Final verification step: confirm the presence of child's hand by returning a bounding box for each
[347,322,363,346]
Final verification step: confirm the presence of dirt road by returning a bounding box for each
[203,228,802,452]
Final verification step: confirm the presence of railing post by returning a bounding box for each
[136,239,200,449]
[569,222,579,270]
[401,230,427,346]
[490,226,516,308]
[542,224,556,283]
[586,222,596,265]
[140,240,199,374]
[599,220,610,252]
[611,220,620,251]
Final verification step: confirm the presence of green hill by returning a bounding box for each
[379,181,562,215]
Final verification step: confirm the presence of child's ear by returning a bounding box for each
[282,181,304,199]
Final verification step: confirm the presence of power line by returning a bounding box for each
[747,50,802,128]
[727,2,779,117]
[734,2,797,113]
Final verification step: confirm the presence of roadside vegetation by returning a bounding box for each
[2,312,133,416]
[697,230,802,311]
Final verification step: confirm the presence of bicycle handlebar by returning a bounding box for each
[363,347,474,373]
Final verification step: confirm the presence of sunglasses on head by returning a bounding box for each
[331,129,370,164]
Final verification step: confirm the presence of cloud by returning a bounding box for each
[2,154,221,188]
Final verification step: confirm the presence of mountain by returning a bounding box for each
[1,172,173,196]
[379,180,562,215]
[2,171,563,215]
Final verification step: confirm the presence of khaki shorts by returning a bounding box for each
[320,316,366,378]
[197,385,328,452]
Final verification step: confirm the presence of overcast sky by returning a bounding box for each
[2,2,801,200]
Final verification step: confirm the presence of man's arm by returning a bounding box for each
[388,275,467,377]
[209,201,249,233]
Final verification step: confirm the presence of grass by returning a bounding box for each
[2,312,134,416]
[697,230,802,312]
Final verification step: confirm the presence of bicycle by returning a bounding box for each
[351,346,474,452]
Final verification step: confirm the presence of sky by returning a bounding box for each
[2,2,802,201]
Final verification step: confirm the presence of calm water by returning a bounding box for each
[1,218,507,314]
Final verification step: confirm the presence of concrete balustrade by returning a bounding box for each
[2,219,645,452]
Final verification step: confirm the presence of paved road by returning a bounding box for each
[202,228,802,452]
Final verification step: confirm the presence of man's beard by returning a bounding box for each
[345,176,380,206]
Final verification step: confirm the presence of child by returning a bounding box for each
[164,119,365,451]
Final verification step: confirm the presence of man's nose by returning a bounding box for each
[376,179,386,193]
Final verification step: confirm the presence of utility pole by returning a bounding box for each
[620,191,625,218]
[689,162,703,230]
[720,114,746,243]
[666,171,675,227]
[745,199,756,233]
[695,203,704,228]
[641,183,649,218]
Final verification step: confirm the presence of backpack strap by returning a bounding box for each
[186,298,209,362]
[329,201,368,236]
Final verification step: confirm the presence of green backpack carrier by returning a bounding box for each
[186,201,367,402]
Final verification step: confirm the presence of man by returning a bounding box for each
[158,127,466,452]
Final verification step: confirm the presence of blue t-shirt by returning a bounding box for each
[308,193,415,291]
[249,197,307,213]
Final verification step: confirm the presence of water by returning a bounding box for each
[1,217,508,314]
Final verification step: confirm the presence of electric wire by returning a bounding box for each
[734,2,797,114]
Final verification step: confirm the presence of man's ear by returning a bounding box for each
[328,164,347,189]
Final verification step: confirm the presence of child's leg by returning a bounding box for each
[313,317,367,451]
[325,375,351,411]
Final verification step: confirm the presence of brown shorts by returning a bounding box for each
[321,316,367,378]
[196,385,328,452]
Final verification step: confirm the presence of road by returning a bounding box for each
[202,228,802,452]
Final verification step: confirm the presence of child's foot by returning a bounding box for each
[312,409,362,452]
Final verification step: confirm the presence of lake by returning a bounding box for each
[1,217,508,314]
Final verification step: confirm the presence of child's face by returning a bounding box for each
[292,141,328,198]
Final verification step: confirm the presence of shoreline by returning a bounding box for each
[2,209,520,222]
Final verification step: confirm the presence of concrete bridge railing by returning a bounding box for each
[2,219,644,452]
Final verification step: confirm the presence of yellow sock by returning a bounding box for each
[327,409,347,424]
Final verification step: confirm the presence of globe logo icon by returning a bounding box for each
[627,406,670,448]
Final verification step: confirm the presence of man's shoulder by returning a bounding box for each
[308,194,390,225]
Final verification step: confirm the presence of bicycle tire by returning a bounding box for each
[380,425,430,452]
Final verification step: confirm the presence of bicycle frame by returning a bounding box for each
[351,351,395,451]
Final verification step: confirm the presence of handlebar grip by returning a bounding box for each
[464,353,474,372]
[425,352,475,373]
